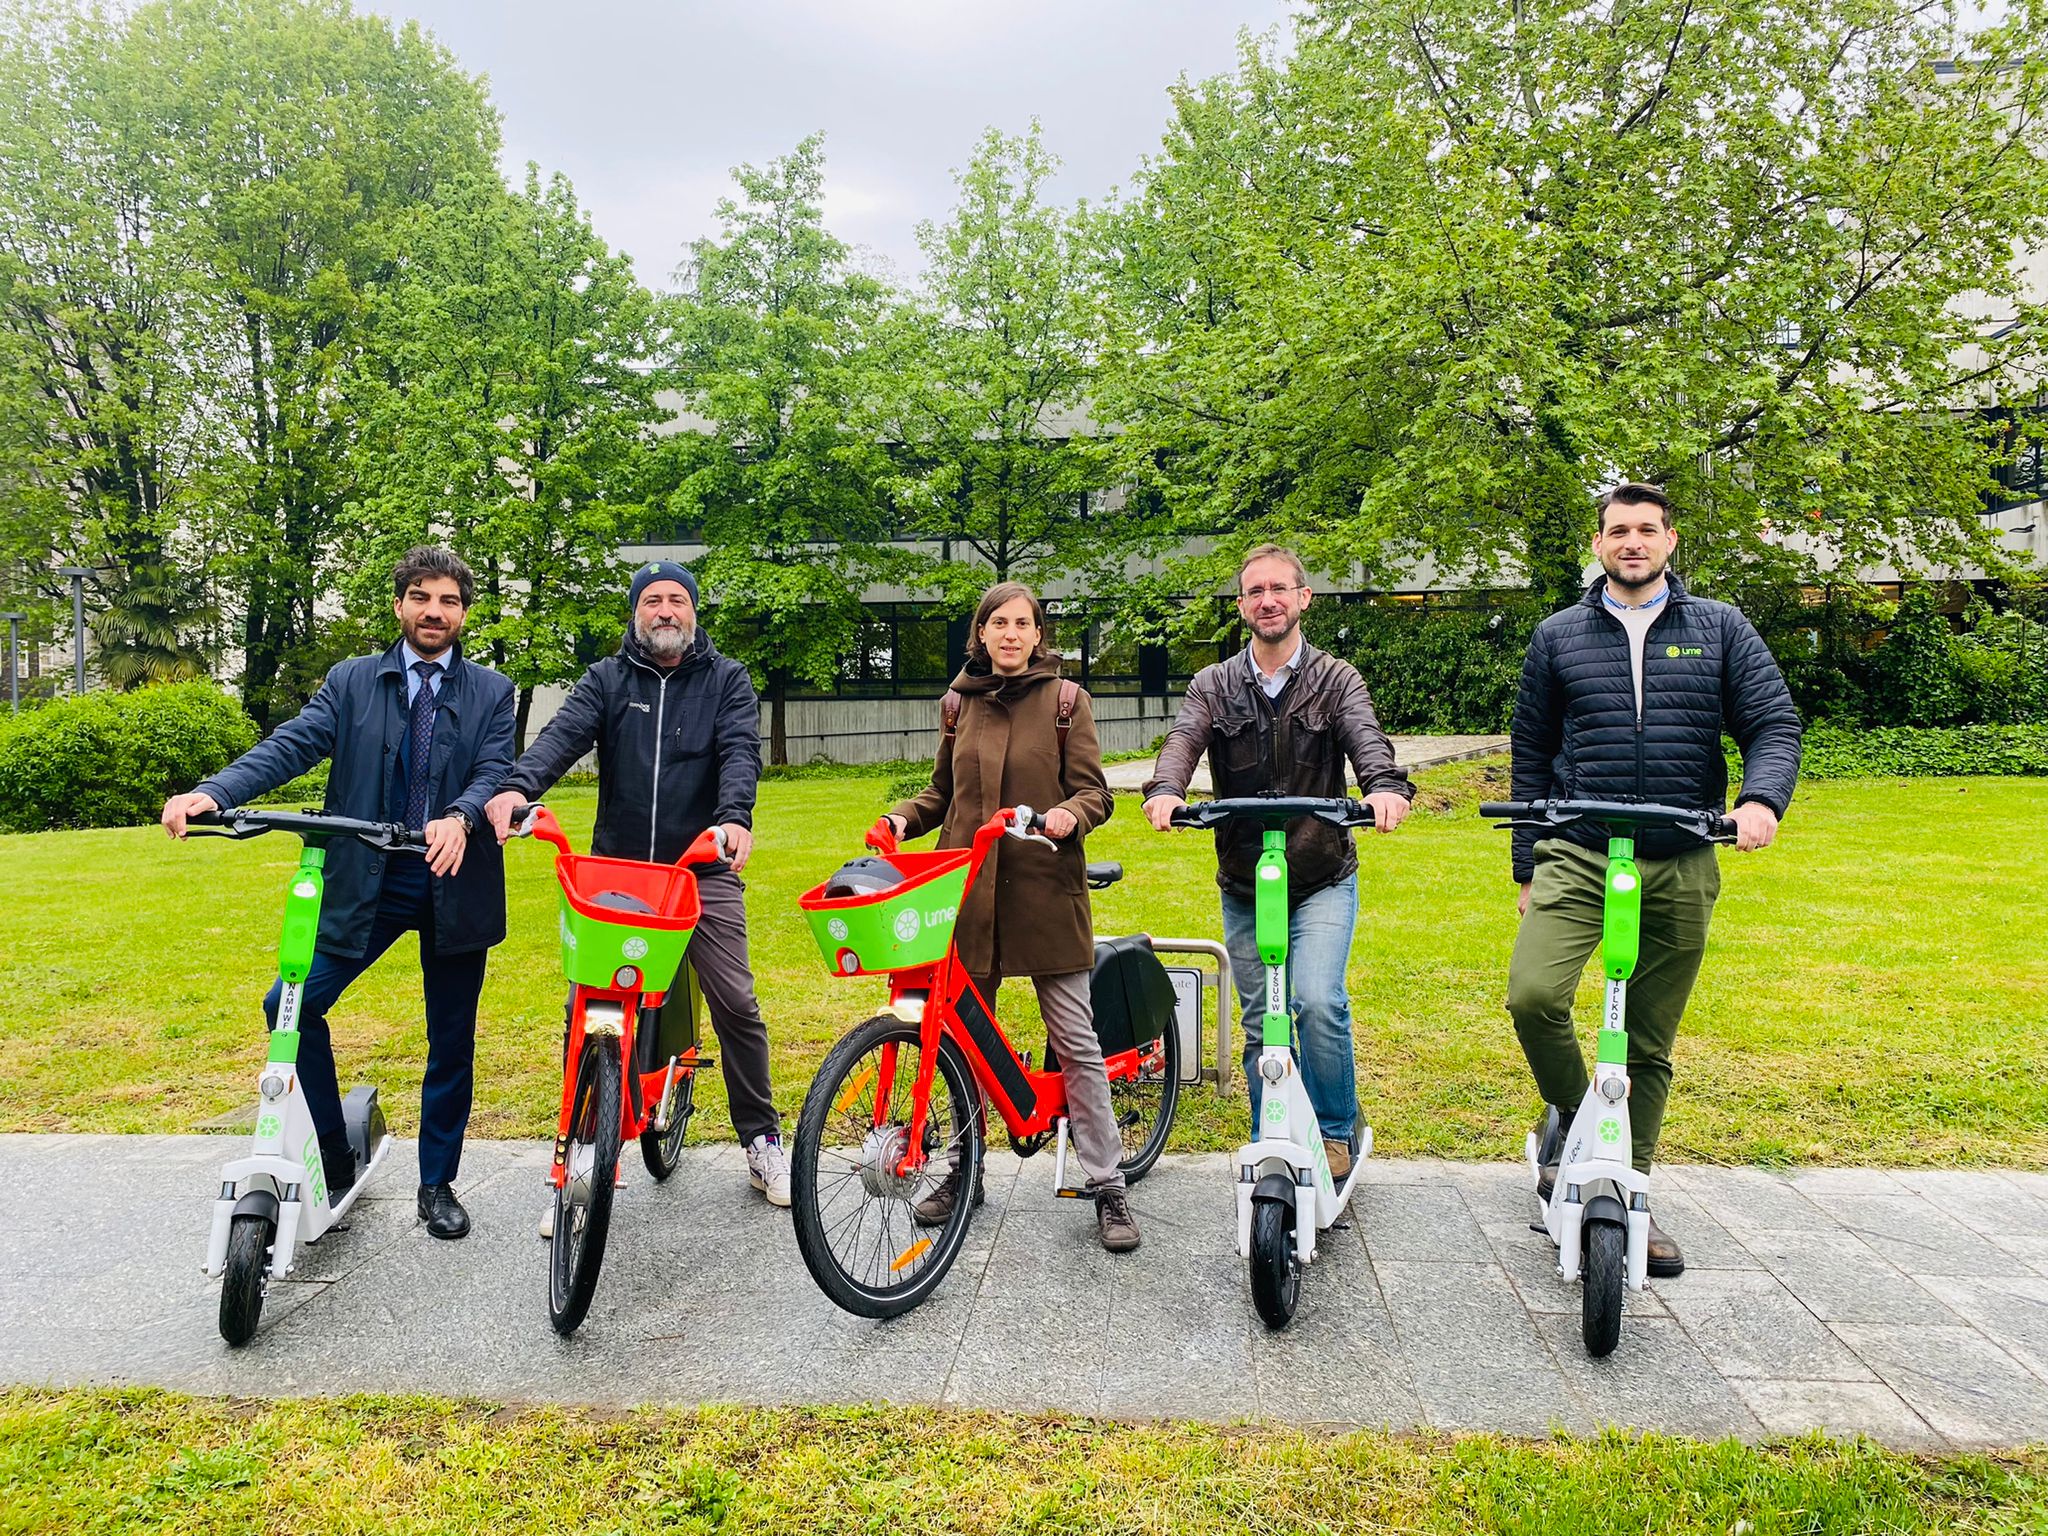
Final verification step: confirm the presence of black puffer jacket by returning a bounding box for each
[501,631,761,863]
[1509,574,1802,881]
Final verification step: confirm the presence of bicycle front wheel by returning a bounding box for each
[549,1035,622,1336]
[792,1014,981,1318]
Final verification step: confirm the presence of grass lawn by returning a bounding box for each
[2,1389,2044,1535]
[1,764,2043,1166]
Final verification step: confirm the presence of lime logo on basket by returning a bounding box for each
[827,917,849,942]
[893,907,922,943]
[1666,644,1703,658]
[621,936,648,961]
[1599,1118,1622,1144]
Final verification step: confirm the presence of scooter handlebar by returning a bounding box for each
[1479,798,1736,842]
[1167,795,1376,831]
[188,807,431,854]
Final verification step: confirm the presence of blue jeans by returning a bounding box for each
[262,855,487,1187]
[1220,873,1359,1143]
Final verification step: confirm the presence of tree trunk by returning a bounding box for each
[769,669,788,767]
[515,684,534,756]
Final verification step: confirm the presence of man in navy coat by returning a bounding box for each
[163,547,516,1240]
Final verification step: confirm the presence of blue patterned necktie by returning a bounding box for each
[404,660,440,830]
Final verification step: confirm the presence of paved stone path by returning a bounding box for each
[1101,734,1508,794]
[7,1135,2048,1448]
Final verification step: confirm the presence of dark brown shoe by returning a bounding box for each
[1646,1213,1685,1277]
[1096,1187,1141,1253]
[912,1162,983,1228]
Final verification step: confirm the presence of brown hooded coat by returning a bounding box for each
[892,656,1113,977]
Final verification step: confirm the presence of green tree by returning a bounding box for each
[657,135,899,765]
[0,1,214,654]
[89,559,218,688]
[884,125,1145,593]
[124,0,500,725]
[1096,0,2048,608]
[350,167,660,749]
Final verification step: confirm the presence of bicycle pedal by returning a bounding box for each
[1053,1186,1097,1201]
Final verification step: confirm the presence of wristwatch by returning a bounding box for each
[448,809,473,835]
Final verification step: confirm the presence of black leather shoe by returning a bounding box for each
[417,1182,470,1240]
[318,1135,357,1201]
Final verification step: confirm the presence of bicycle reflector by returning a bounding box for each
[613,965,641,990]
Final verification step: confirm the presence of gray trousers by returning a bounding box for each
[975,970,1125,1191]
[687,868,780,1145]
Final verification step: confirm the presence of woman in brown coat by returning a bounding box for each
[882,582,1138,1252]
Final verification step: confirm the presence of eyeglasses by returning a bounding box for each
[1239,583,1303,602]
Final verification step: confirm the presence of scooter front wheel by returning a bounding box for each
[549,1036,622,1336]
[1249,1196,1301,1330]
[1583,1218,1626,1358]
[219,1213,271,1347]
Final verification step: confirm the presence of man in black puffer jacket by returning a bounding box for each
[1507,483,1801,1276]
[485,561,790,1208]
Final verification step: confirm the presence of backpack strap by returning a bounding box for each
[943,679,1078,749]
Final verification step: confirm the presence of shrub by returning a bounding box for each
[1307,597,1543,733]
[1798,724,2048,778]
[0,682,258,833]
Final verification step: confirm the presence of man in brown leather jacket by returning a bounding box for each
[1142,545,1414,1178]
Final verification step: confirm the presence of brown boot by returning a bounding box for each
[912,1162,983,1228]
[1095,1187,1141,1252]
[1646,1212,1685,1278]
[1323,1137,1352,1183]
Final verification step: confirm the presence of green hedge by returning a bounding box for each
[0,682,258,833]
[1797,724,2048,779]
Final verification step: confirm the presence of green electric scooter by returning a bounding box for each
[1169,795,1377,1329]
[187,807,428,1346]
[1480,797,1734,1356]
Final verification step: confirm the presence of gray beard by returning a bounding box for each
[636,618,693,663]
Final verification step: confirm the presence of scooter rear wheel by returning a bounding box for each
[1249,1196,1301,1330]
[1583,1218,1626,1358]
[549,1036,622,1336]
[219,1213,271,1347]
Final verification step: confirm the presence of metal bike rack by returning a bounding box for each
[1148,938,1235,1096]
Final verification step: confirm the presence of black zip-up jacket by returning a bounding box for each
[1509,574,1802,883]
[501,630,761,864]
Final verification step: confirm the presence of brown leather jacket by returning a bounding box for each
[1144,642,1412,900]
[893,656,1113,977]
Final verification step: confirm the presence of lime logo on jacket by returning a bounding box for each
[1665,644,1704,657]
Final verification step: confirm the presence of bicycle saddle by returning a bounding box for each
[591,890,657,916]
[822,855,906,899]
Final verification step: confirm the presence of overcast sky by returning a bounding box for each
[366,0,1300,290]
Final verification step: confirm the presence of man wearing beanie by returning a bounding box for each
[485,560,790,1207]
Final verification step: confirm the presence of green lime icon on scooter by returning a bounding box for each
[1480,797,1735,1357]
[185,808,429,1346]
[1169,795,1376,1328]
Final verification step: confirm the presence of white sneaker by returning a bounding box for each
[746,1134,792,1208]
[538,1200,554,1241]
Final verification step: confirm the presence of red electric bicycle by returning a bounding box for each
[789,805,1183,1317]
[509,803,722,1336]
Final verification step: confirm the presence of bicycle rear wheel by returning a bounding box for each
[549,1035,622,1336]
[792,1015,981,1318]
[1111,1016,1181,1182]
